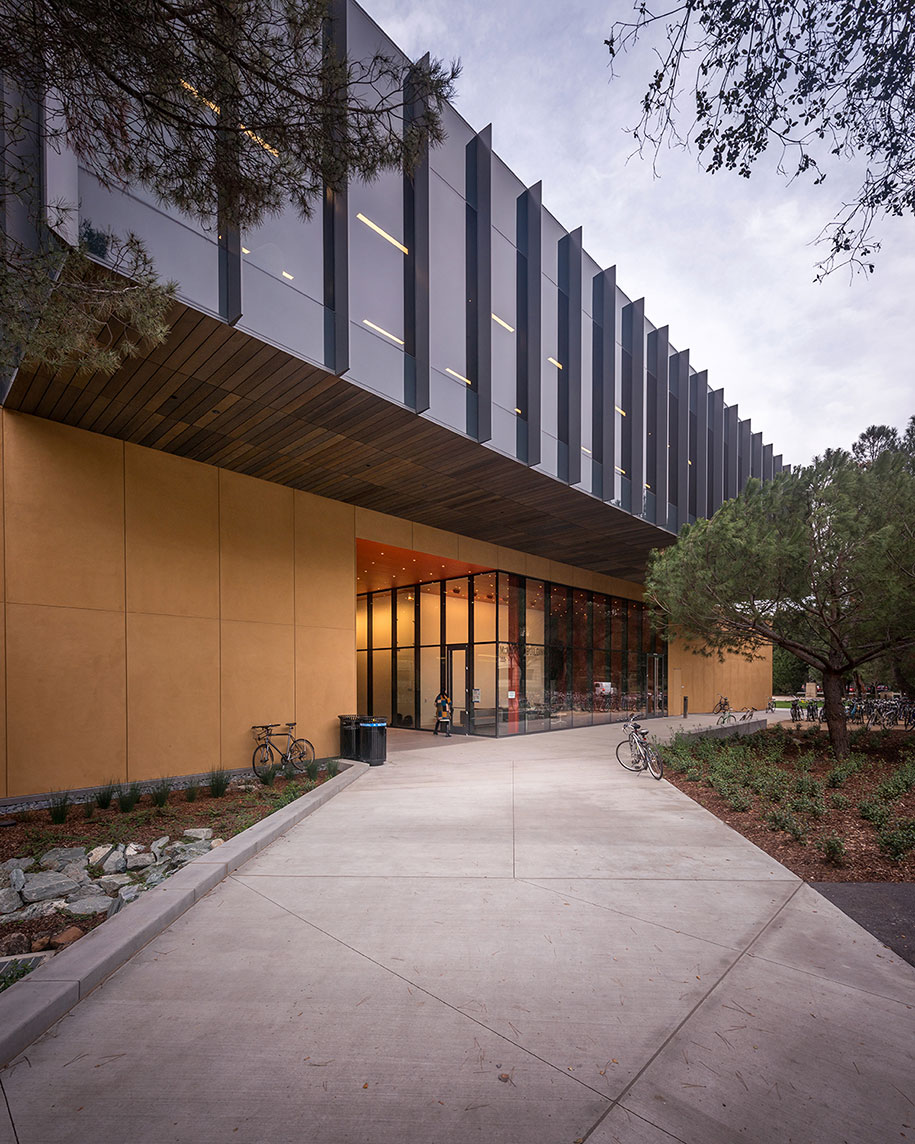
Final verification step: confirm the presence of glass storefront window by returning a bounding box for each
[395,647,416,728]
[419,646,442,730]
[372,649,392,722]
[396,587,416,646]
[526,580,545,644]
[445,578,469,644]
[420,582,441,646]
[473,643,498,736]
[372,591,392,649]
[572,588,591,648]
[356,596,368,651]
[357,574,663,735]
[523,643,549,733]
[473,572,497,642]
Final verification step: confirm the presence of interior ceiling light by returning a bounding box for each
[615,405,626,417]
[282,270,294,280]
[241,246,251,254]
[514,407,523,415]
[581,447,592,455]
[362,319,404,345]
[446,368,472,386]
[492,313,515,332]
[356,212,408,254]
[616,465,626,475]
[547,357,563,370]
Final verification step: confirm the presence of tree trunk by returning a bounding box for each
[822,670,849,759]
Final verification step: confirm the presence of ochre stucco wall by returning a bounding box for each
[0,410,356,797]
[668,638,773,715]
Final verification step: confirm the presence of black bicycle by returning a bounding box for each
[251,722,315,779]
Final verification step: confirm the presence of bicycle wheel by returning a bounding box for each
[616,738,643,771]
[717,711,735,725]
[286,737,315,772]
[644,744,663,780]
[252,741,278,779]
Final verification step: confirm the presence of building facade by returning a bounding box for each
[0,0,775,797]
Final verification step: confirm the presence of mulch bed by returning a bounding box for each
[661,725,915,883]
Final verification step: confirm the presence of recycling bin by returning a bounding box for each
[338,714,362,760]
[357,717,387,765]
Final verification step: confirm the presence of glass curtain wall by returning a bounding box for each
[356,572,666,735]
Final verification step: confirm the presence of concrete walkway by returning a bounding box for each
[2,718,914,1144]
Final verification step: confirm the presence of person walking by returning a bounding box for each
[433,690,453,736]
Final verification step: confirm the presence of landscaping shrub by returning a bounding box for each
[858,798,890,829]
[208,769,231,797]
[48,791,71,824]
[877,819,915,862]
[184,783,199,802]
[150,778,172,807]
[818,832,846,865]
[116,782,143,813]
[95,779,118,810]
[326,759,340,778]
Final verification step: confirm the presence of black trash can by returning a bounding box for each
[338,715,362,760]
[357,718,387,765]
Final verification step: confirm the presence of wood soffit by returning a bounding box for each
[5,303,675,580]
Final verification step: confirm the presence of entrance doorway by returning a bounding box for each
[446,644,469,734]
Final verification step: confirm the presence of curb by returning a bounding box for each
[0,760,370,1068]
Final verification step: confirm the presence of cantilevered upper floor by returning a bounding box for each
[2,0,782,580]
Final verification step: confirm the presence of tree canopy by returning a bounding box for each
[606,0,915,277]
[646,449,915,756]
[1,0,458,377]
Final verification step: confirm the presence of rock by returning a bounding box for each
[0,857,35,873]
[49,926,84,949]
[210,838,225,849]
[87,845,114,867]
[101,847,127,874]
[22,871,80,903]
[64,895,110,916]
[10,868,25,893]
[0,887,22,914]
[31,935,52,952]
[150,835,169,857]
[0,932,29,956]
[97,873,132,895]
[124,843,145,857]
[61,862,91,885]
[39,846,87,871]
[8,899,67,922]
[0,870,9,890]
[183,828,213,841]
[143,867,168,888]
[125,852,155,871]
[117,884,143,904]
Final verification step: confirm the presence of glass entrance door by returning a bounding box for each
[447,644,469,734]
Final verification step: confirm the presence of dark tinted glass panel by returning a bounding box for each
[524,644,549,732]
[572,589,591,647]
[549,584,570,647]
[571,645,592,725]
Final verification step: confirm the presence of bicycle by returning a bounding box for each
[766,697,776,713]
[739,706,757,721]
[713,695,730,715]
[251,722,315,779]
[616,715,663,780]
[717,701,736,724]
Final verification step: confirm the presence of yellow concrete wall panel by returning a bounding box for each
[219,470,294,625]
[525,554,552,582]
[456,536,499,568]
[294,491,355,631]
[220,621,295,770]
[496,546,527,575]
[125,445,219,618]
[4,413,125,610]
[5,603,126,795]
[670,640,772,713]
[354,506,412,547]
[295,626,356,759]
[413,523,460,560]
[127,613,220,781]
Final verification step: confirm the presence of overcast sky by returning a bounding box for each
[366,0,914,468]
